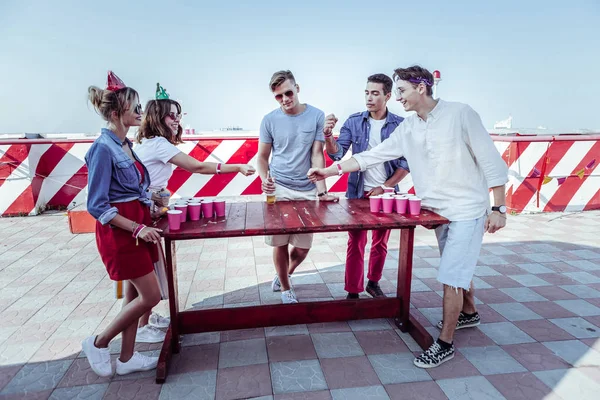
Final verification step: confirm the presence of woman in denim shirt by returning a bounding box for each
[81,71,162,378]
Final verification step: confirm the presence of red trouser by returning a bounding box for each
[344,227,391,293]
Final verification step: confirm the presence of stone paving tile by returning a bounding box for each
[489,302,543,321]
[158,370,217,400]
[220,328,264,342]
[330,385,390,400]
[368,353,431,384]
[217,364,272,400]
[534,368,600,400]
[475,304,509,323]
[549,317,600,339]
[265,325,310,337]
[354,330,409,355]
[478,322,536,345]
[270,359,327,394]
[502,342,571,372]
[531,285,578,301]
[0,365,23,392]
[499,287,548,302]
[486,372,553,400]
[181,332,221,347]
[424,351,480,380]
[170,343,220,375]
[384,381,447,400]
[475,289,515,304]
[320,356,381,389]
[460,345,527,375]
[103,377,161,400]
[57,358,112,387]
[311,332,364,359]
[273,391,331,400]
[452,327,496,348]
[266,335,317,362]
[219,338,268,368]
[306,322,351,334]
[555,299,600,317]
[543,340,600,367]
[49,383,109,400]
[508,274,551,287]
[0,360,72,396]
[436,376,505,400]
[348,319,391,332]
[560,285,600,298]
[513,319,575,342]
[522,301,576,319]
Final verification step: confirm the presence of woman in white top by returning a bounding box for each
[133,85,255,341]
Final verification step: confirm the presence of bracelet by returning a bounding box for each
[336,163,343,176]
[318,191,328,197]
[131,221,138,233]
[324,132,333,138]
[132,224,146,238]
[216,163,222,174]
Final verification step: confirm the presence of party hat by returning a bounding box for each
[106,70,126,91]
[156,82,170,100]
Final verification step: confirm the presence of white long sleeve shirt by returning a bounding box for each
[353,100,508,221]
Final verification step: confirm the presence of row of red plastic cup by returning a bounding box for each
[167,198,226,230]
[369,194,421,215]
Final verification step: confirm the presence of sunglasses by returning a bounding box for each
[165,112,182,120]
[133,104,143,115]
[274,90,294,102]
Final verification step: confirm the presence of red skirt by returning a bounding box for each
[96,200,158,281]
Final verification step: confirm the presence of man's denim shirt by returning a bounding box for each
[327,110,409,199]
[85,128,151,225]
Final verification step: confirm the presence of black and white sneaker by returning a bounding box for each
[413,341,455,369]
[437,312,480,330]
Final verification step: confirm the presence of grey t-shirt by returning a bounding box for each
[259,104,325,191]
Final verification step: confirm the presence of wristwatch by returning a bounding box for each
[318,191,328,197]
[491,205,507,214]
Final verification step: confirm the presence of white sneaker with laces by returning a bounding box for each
[149,312,170,328]
[116,351,159,375]
[281,289,298,304]
[272,274,292,292]
[81,336,112,377]
[136,325,166,343]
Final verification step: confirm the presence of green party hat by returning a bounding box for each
[155,82,170,100]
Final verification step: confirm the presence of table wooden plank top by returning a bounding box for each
[157,199,448,240]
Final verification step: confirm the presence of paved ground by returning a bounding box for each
[1,210,600,399]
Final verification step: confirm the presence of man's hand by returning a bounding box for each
[319,194,339,202]
[324,114,338,136]
[485,212,506,233]
[307,167,331,182]
[366,187,384,197]
[261,176,276,194]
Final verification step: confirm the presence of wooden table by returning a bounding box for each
[155,199,448,383]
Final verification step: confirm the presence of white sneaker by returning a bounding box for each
[149,312,170,329]
[81,336,112,377]
[136,325,166,343]
[116,351,158,375]
[281,289,298,304]
[271,274,292,292]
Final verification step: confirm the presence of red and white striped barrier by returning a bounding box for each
[0,134,598,217]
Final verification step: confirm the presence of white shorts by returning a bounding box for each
[264,185,317,249]
[434,214,486,290]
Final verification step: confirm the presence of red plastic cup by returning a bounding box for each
[383,187,395,195]
[395,196,408,214]
[408,197,422,215]
[174,204,187,222]
[382,196,394,213]
[214,199,226,217]
[188,203,201,221]
[369,196,382,212]
[167,210,182,230]
[201,200,214,218]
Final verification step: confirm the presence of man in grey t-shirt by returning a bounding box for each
[258,70,338,304]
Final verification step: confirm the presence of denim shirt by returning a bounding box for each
[327,110,409,199]
[85,128,151,225]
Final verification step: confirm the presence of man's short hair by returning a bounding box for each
[367,73,393,95]
[269,70,296,92]
[393,66,434,96]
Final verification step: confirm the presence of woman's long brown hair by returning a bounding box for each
[136,99,183,144]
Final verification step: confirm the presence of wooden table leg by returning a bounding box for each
[395,228,434,350]
[156,325,172,383]
[165,239,181,354]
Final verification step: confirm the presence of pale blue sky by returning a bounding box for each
[1,0,599,134]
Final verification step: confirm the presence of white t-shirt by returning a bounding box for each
[362,118,388,191]
[134,137,181,190]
